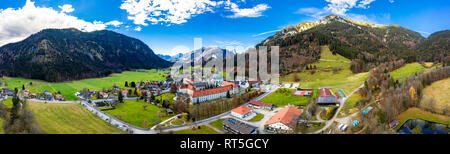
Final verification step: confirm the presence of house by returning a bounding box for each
[44,91,53,100]
[166,109,173,114]
[23,90,30,98]
[100,92,109,99]
[265,106,302,132]
[223,118,257,134]
[248,81,260,88]
[248,100,275,110]
[317,88,336,105]
[122,90,129,97]
[231,106,253,119]
[55,94,64,101]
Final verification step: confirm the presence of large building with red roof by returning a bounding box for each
[178,78,240,103]
[231,106,253,119]
[265,105,302,132]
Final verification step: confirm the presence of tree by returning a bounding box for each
[130,81,136,88]
[226,91,231,98]
[118,91,124,103]
[125,81,128,87]
[22,85,25,90]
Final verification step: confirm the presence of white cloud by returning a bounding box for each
[389,0,394,3]
[120,0,219,25]
[58,4,74,13]
[134,26,142,31]
[105,20,123,27]
[225,1,270,18]
[0,0,122,47]
[357,0,376,9]
[120,0,270,25]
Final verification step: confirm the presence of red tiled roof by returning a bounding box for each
[248,81,260,85]
[265,106,301,128]
[192,85,232,97]
[231,106,252,115]
[222,81,238,88]
[249,100,273,108]
[319,88,331,97]
[180,84,198,91]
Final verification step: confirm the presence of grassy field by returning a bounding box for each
[260,88,318,106]
[173,125,221,134]
[421,78,450,113]
[1,98,13,108]
[28,102,125,134]
[394,107,450,130]
[280,46,369,94]
[0,118,4,134]
[0,69,167,101]
[342,93,362,114]
[103,100,172,128]
[249,113,264,122]
[389,63,440,81]
[209,118,225,130]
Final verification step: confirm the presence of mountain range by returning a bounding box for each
[258,14,449,74]
[158,47,235,64]
[0,28,172,82]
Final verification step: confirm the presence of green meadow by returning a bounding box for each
[280,46,369,94]
[103,99,173,128]
[260,88,318,106]
[0,118,4,134]
[389,62,440,82]
[29,102,125,134]
[0,69,167,101]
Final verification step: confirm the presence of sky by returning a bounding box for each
[0,0,449,56]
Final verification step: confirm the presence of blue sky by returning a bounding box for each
[0,0,449,55]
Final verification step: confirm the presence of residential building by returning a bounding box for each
[231,106,253,119]
[248,100,275,110]
[223,118,257,134]
[265,106,302,132]
[191,85,233,103]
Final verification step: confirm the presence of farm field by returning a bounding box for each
[172,125,221,134]
[260,88,318,106]
[28,102,125,134]
[103,100,172,128]
[394,107,450,130]
[0,69,167,101]
[280,46,369,94]
[389,63,440,81]
[421,78,450,113]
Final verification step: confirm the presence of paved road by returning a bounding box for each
[309,84,365,134]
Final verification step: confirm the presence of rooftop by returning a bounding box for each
[231,106,252,115]
[223,118,257,134]
[265,106,301,128]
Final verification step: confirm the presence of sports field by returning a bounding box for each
[1,69,166,101]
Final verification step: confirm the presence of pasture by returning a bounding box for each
[103,100,172,128]
[28,102,125,134]
[280,46,369,94]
